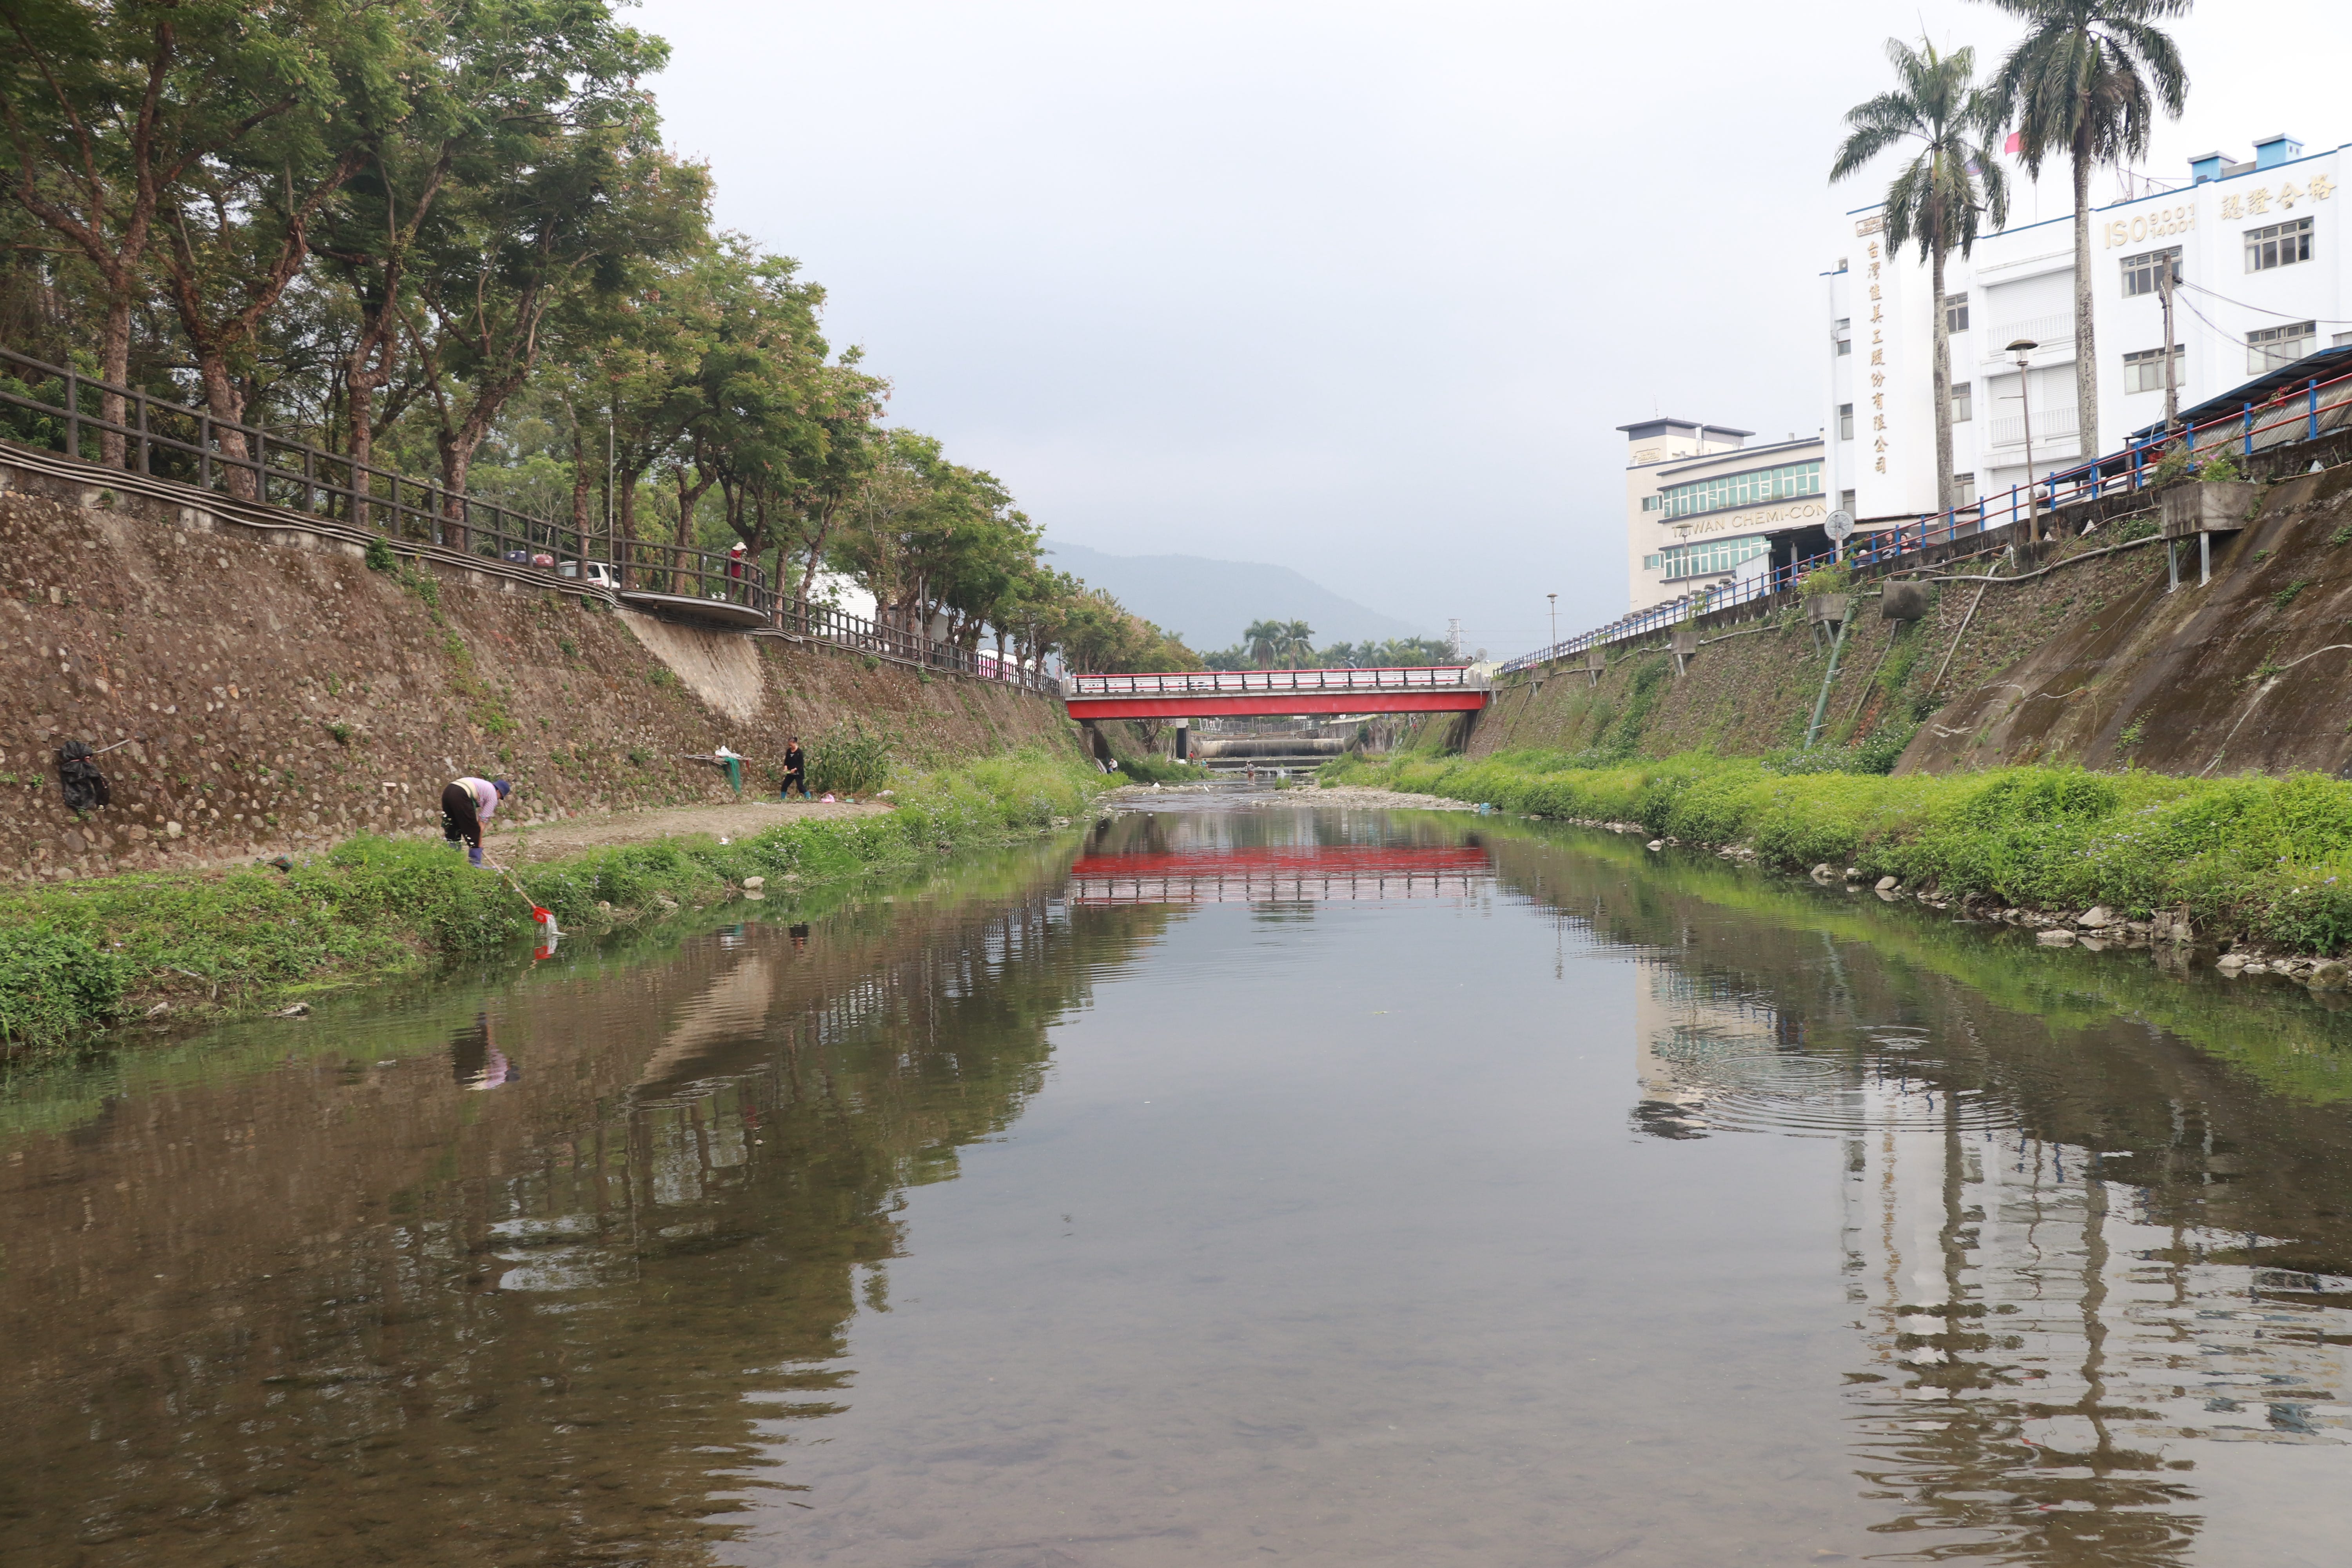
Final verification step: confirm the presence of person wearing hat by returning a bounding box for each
[725,540,748,602]
[442,774,512,866]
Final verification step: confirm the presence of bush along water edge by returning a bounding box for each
[0,747,1112,1052]
[1323,749,2352,967]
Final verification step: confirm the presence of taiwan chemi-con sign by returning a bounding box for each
[2103,173,2334,248]
[1672,499,1827,540]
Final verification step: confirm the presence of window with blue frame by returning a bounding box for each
[1657,460,1823,519]
[1657,536,1769,580]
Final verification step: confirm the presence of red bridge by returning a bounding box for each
[1061,666,1489,720]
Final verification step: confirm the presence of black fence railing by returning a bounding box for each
[0,344,1056,693]
[782,599,1053,691]
[0,343,779,608]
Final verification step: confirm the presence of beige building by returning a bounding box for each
[1619,419,1828,614]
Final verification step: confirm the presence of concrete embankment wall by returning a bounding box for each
[1470,457,2352,776]
[0,446,1073,882]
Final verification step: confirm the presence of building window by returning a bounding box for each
[1953,473,1977,507]
[1838,404,1854,441]
[2119,246,2181,297]
[2246,217,2313,272]
[1833,318,1851,356]
[2123,345,2185,393]
[1657,535,1770,581]
[1643,554,1663,571]
[1655,459,1824,519]
[2248,321,2316,374]
[1949,383,1972,423]
[1641,495,1660,512]
[1839,490,1856,516]
[1944,292,1969,333]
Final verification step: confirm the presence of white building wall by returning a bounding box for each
[1827,138,2347,526]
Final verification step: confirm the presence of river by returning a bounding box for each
[5,789,2349,1566]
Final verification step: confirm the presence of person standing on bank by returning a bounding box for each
[442,775,512,866]
[781,737,808,800]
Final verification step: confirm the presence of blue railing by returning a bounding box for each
[1503,367,2352,675]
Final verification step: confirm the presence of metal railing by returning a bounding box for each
[1065,665,1486,697]
[1504,362,2352,676]
[780,599,1055,693]
[0,343,1061,693]
[0,345,780,607]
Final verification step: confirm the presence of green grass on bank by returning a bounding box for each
[1325,749,2352,955]
[0,747,1110,1050]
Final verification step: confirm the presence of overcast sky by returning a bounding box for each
[636,0,2348,655]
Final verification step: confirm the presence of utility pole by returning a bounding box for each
[1447,618,1463,661]
[1547,593,1558,650]
[2157,258,2181,437]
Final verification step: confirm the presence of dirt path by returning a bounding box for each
[488,798,892,864]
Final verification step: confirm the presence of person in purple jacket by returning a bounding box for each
[441,775,512,866]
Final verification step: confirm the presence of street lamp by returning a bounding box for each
[2006,338,2039,543]
[1547,592,1558,650]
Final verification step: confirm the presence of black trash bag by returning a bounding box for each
[57,740,110,811]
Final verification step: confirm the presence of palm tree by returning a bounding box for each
[1832,38,2011,518]
[1243,619,1283,669]
[1281,620,1317,668]
[1984,0,2189,468]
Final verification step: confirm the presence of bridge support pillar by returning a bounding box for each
[1174,719,1188,761]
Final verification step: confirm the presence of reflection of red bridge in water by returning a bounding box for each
[1067,847,1492,904]
[1062,667,1490,721]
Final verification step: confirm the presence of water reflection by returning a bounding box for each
[450,1011,521,1089]
[4,807,2350,1565]
[0,849,1179,1566]
[1498,829,2352,1564]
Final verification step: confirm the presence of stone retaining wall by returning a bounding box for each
[0,449,1072,882]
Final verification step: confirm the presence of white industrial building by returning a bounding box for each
[1826,132,2348,525]
[1617,420,1828,614]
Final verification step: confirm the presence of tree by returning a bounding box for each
[314,0,661,514]
[1243,619,1282,669]
[1983,0,2189,470]
[1279,619,1316,668]
[1832,38,2009,518]
[406,120,707,524]
[0,0,396,472]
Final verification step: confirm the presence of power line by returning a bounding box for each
[2175,277,2352,327]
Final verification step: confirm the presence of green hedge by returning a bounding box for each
[1326,749,2352,954]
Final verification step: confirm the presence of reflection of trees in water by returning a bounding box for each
[1479,830,2352,1567]
[0,885,1179,1568]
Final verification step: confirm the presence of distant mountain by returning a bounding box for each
[1045,540,1424,653]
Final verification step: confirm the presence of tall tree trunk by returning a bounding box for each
[98,294,133,468]
[189,338,256,500]
[795,497,839,618]
[1931,239,1954,517]
[567,400,591,535]
[2070,143,2098,474]
[617,465,644,588]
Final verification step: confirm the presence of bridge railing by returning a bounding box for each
[1065,665,1486,698]
[1503,359,2352,675]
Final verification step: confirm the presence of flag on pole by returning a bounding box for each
[2004,131,2023,155]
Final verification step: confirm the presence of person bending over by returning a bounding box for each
[781,737,809,800]
[442,775,512,866]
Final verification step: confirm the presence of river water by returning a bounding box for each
[6,790,2351,1566]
